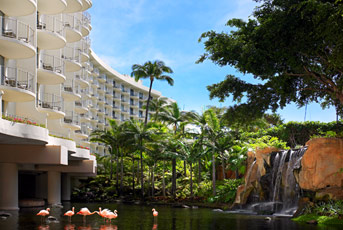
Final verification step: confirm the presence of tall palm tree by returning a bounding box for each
[122,119,156,199]
[131,60,174,124]
[158,102,198,198]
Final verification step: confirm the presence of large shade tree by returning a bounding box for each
[198,0,343,123]
[131,60,174,124]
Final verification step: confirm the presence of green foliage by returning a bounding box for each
[247,135,288,150]
[293,214,343,225]
[304,200,343,217]
[207,179,244,203]
[198,0,343,123]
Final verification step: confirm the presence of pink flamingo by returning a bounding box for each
[76,207,96,223]
[96,207,110,222]
[104,210,118,223]
[37,208,50,222]
[64,207,75,222]
[152,208,158,217]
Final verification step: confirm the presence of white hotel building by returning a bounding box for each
[0,0,166,210]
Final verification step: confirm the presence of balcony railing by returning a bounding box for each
[82,12,91,27]
[39,53,64,75]
[63,14,81,33]
[64,111,80,126]
[63,79,80,94]
[38,15,64,37]
[38,93,64,111]
[62,46,80,63]
[0,16,34,47]
[0,66,34,92]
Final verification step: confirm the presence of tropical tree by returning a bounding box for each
[159,102,198,198]
[90,119,121,181]
[122,119,156,198]
[197,0,343,123]
[131,60,174,124]
[147,97,169,122]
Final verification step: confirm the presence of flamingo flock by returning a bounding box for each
[37,206,156,224]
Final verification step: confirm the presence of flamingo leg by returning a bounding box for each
[83,215,86,223]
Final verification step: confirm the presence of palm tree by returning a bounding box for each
[158,102,198,198]
[122,119,156,199]
[131,60,174,124]
[147,97,169,122]
[90,119,121,181]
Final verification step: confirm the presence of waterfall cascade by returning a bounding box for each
[235,147,307,216]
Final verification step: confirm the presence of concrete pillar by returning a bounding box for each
[61,174,71,201]
[0,163,18,210]
[47,171,61,205]
[0,90,3,117]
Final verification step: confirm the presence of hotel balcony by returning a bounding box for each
[61,80,81,102]
[121,88,130,95]
[121,109,129,114]
[75,127,88,139]
[81,0,92,11]
[105,90,113,98]
[113,105,120,112]
[97,108,105,115]
[97,97,105,105]
[91,67,99,77]
[37,15,66,50]
[130,102,139,109]
[79,37,90,62]
[0,16,35,59]
[113,95,120,102]
[113,85,121,93]
[80,112,90,122]
[64,0,82,13]
[130,92,139,99]
[62,46,81,72]
[0,66,35,102]
[75,100,88,114]
[104,100,112,108]
[63,14,82,43]
[37,93,65,119]
[38,54,66,85]
[90,115,98,124]
[90,92,98,99]
[98,74,106,83]
[0,0,37,17]
[75,73,89,88]
[121,98,129,105]
[38,0,67,15]
[81,12,91,37]
[63,111,80,130]
[97,85,106,93]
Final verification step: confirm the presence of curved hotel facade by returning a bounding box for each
[0,0,167,210]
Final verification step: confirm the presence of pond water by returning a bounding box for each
[0,202,341,230]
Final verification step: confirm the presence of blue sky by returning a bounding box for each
[89,0,336,123]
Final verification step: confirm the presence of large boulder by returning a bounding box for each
[298,138,343,191]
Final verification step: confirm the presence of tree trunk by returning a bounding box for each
[116,151,119,195]
[110,156,113,180]
[162,160,166,197]
[190,162,193,199]
[172,158,176,199]
[148,166,151,197]
[212,154,216,196]
[198,159,201,184]
[152,163,155,198]
[140,143,144,199]
[132,158,135,196]
[120,150,124,195]
[184,160,187,176]
[144,78,154,125]
[221,158,226,180]
[137,159,140,192]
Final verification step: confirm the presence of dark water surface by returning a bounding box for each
[0,202,340,230]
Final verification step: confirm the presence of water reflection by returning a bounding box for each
[64,224,76,230]
[99,224,118,230]
[2,203,342,230]
[37,224,50,230]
